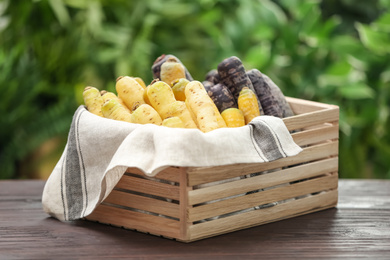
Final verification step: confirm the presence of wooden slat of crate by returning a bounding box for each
[291,124,339,146]
[286,97,338,114]
[103,190,180,219]
[179,168,191,241]
[188,173,338,222]
[115,174,180,201]
[283,108,338,132]
[188,157,338,205]
[187,140,338,186]
[87,204,181,239]
[185,189,338,242]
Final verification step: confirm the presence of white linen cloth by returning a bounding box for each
[42,105,302,221]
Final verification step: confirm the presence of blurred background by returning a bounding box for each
[0,0,389,180]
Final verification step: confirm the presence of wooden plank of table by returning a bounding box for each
[1,179,390,259]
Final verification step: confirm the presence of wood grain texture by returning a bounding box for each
[103,189,180,218]
[179,168,191,241]
[286,96,338,113]
[291,123,339,146]
[283,107,339,132]
[115,174,180,200]
[1,180,390,259]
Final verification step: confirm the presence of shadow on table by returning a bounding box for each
[43,208,338,258]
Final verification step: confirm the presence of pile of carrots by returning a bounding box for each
[83,54,293,133]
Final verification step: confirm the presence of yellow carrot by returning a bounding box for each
[214,106,228,128]
[131,104,162,125]
[101,99,132,123]
[162,117,185,128]
[83,86,104,117]
[171,78,190,101]
[221,108,245,127]
[116,76,145,111]
[162,101,197,129]
[196,103,219,133]
[160,58,186,86]
[100,90,131,113]
[238,87,261,124]
[185,99,199,128]
[185,81,226,132]
[146,80,176,118]
[133,77,146,89]
[143,86,152,106]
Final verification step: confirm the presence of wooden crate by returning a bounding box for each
[86,97,339,242]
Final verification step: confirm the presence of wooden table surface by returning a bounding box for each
[1,179,389,259]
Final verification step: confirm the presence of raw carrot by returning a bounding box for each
[263,74,294,118]
[171,78,190,101]
[101,99,132,123]
[162,117,185,128]
[162,101,198,129]
[160,58,186,86]
[146,80,176,118]
[202,80,214,90]
[133,77,146,89]
[100,90,131,114]
[238,87,261,124]
[221,108,245,127]
[246,69,283,118]
[185,81,226,132]
[205,69,220,84]
[116,76,145,111]
[131,104,162,125]
[83,86,104,117]
[204,82,237,113]
[152,54,193,81]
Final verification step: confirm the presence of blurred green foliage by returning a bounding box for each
[0,0,389,179]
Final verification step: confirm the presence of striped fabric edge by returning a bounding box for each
[249,117,288,162]
[61,106,88,221]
